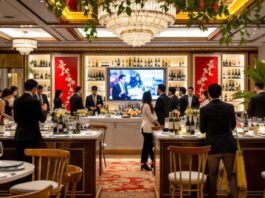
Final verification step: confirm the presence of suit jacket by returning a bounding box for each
[53,98,63,110]
[34,94,50,112]
[199,99,237,154]
[69,93,84,115]
[170,95,179,111]
[85,95,103,114]
[179,95,199,115]
[247,92,265,118]
[14,93,47,142]
[179,95,188,116]
[112,83,129,100]
[154,93,172,125]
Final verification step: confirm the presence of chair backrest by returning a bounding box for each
[10,185,52,198]
[64,165,83,183]
[168,146,211,187]
[25,149,70,185]
[88,124,107,144]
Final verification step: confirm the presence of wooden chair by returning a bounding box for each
[88,124,107,168]
[10,149,70,198]
[168,146,211,198]
[9,185,52,198]
[63,165,83,198]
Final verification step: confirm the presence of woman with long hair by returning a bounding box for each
[53,90,64,109]
[200,90,210,108]
[0,88,13,124]
[9,86,18,109]
[140,91,160,171]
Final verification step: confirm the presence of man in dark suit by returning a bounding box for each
[34,85,50,112]
[168,87,179,111]
[70,86,84,115]
[155,84,172,125]
[248,82,265,118]
[14,79,48,160]
[85,86,104,115]
[112,74,130,100]
[200,84,237,198]
[179,87,188,116]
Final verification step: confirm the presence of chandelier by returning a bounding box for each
[98,0,177,47]
[12,31,37,55]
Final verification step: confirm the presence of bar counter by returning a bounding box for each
[0,130,103,198]
[81,115,143,152]
[153,131,265,197]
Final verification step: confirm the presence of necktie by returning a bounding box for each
[93,95,97,106]
[39,95,43,104]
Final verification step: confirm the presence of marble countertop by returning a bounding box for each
[81,115,142,123]
[0,130,103,141]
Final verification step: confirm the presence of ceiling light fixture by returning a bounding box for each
[12,31,37,55]
[98,0,177,47]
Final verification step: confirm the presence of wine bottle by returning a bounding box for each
[169,112,173,133]
[58,116,64,133]
[190,116,195,135]
[224,93,228,102]
[186,116,191,133]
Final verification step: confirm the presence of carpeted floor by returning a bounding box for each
[99,157,155,198]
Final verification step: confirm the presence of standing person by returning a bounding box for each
[141,91,160,171]
[179,87,188,116]
[69,86,84,115]
[186,86,200,109]
[199,84,237,198]
[200,90,210,108]
[85,86,103,115]
[14,79,47,160]
[9,86,18,110]
[53,90,64,110]
[34,85,50,112]
[247,82,265,118]
[154,84,172,125]
[112,74,130,100]
[168,87,179,111]
[0,89,13,124]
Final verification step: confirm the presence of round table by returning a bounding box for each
[0,161,35,184]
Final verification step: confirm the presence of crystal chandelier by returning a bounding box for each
[12,31,37,55]
[98,0,177,47]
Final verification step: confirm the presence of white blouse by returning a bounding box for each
[141,103,157,133]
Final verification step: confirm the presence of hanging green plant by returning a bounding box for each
[48,0,265,46]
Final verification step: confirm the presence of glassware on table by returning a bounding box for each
[0,142,3,157]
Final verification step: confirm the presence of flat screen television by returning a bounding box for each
[107,68,166,101]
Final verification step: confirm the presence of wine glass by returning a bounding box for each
[0,142,4,158]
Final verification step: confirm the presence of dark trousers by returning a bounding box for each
[141,131,154,164]
[15,141,38,162]
[208,153,237,198]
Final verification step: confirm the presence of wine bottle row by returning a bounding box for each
[168,71,186,81]
[223,59,242,67]
[33,72,50,80]
[223,69,242,79]
[223,81,241,92]
[87,72,105,81]
[31,60,50,68]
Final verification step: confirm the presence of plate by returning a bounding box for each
[0,166,25,172]
[0,173,8,178]
[0,161,23,169]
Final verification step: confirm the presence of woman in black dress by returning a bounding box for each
[0,89,13,124]
[53,90,64,110]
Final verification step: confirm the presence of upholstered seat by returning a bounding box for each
[168,171,207,185]
[9,180,62,195]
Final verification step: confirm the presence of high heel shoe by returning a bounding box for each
[141,163,152,171]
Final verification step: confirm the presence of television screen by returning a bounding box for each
[107,68,166,100]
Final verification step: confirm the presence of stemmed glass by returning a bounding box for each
[0,142,4,158]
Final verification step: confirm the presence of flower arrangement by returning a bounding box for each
[76,109,88,116]
[53,108,69,118]
[185,107,199,116]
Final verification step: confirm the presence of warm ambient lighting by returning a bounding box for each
[98,0,177,47]
[12,31,37,55]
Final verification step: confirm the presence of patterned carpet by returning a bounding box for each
[99,158,155,198]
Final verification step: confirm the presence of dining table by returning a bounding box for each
[0,161,34,185]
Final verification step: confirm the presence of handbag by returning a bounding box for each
[233,130,247,197]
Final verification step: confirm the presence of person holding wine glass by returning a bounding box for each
[141,91,160,171]
[0,89,13,124]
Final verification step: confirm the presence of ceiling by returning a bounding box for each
[0,0,264,51]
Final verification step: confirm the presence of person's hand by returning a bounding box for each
[97,104,102,108]
[90,107,96,111]
[41,104,48,112]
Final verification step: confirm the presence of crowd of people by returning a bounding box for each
[0,79,265,198]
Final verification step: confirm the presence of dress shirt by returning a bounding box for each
[188,95,193,107]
